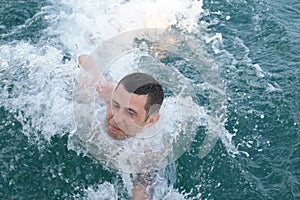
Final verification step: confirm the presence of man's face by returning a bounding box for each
[105,84,149,140]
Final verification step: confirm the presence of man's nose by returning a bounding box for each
[112,109,125,124]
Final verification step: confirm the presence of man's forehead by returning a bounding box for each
[112,84,130,99]
[112,84,148,110]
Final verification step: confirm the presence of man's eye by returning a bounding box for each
[112,102,119,108]
[128,110,136,117]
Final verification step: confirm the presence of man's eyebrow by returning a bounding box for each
[111,99,119,105]
[127,108,138,115]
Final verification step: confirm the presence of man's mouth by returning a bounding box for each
[107,123,130,140]
[109,123,123,132]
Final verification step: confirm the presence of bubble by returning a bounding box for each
[73,28,227,173]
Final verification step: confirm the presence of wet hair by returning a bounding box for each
[116,72,164,115]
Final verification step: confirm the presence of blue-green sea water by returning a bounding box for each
[0,0,299,199]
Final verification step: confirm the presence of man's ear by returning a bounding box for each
[145,113,160,127]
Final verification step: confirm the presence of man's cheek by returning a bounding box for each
[106,107,113,120]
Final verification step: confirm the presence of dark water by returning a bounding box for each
[0,0,299,199]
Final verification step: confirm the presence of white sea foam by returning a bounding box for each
[0,0,204,142]
[0,0,235,198]
[253,64,265,78]
[0,42,76,142]
[82,182,118,200]
[50,0,203,54]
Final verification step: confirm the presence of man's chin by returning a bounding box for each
[107,129,127,140]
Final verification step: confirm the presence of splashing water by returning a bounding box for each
[0,0,233,199]
[0,42,75,142]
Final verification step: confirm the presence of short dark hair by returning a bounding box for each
[116,73,164,115]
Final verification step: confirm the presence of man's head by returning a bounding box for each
[106,73,164,140]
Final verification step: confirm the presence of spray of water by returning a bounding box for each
[0,0,232,198]
[0,42,75,142]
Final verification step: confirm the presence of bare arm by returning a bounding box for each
[78,54,105,83]
[73,55,113,146]
[132,184,151,200]
[132,173,157,200]
[77,54,114,102]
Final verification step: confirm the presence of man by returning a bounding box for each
[106,72,163,141]
[77,54,164,200]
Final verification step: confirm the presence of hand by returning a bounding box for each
[96,81,114,102]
